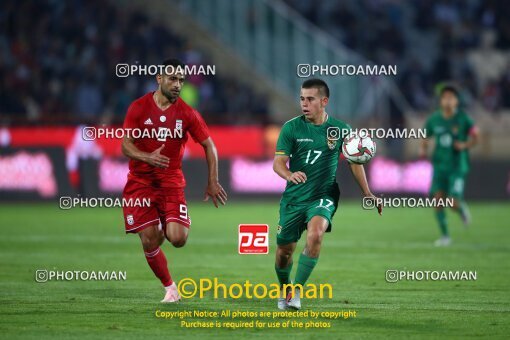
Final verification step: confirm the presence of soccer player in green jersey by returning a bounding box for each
[420,85,479,247]
[273,79,382,310]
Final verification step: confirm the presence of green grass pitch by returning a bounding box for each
[1,201,509,339]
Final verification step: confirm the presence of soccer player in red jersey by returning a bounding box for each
[121,59,227,302]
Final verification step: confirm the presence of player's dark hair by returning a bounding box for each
[301,78,330,98]
[439,84,460,99]
[162,58,185,69]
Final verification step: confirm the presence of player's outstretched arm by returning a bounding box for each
[273,156,307,184]
[454,127,479,151]
[121,136,169,168]
[419,138,429,159]
[200,137,227,208]
[349,163,382,215]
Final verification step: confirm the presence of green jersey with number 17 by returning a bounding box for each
[275,114,352,204]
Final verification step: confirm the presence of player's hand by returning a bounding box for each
[454,141,467,151]
[364,193,383,216]
[287,171,307,184]
[204,181,227,208]
[418,147,427,159]
[146,144,170,168]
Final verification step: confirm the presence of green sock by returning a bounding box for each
[275,261,293,285]
[295,253,318,286]
[435,209,448,236]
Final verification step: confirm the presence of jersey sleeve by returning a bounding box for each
[464,115,477,135]
[275,122,294,156]
[123,102,141,130]
[188,109,210,143]
[424,116,434,138]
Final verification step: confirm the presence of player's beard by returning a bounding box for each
[162,87,179,103]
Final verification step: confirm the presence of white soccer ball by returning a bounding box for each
[342,133,376,164]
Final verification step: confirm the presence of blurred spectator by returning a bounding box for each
[0,0,268,125]
[499,66,510,108]
[74,77,103,122]
[468,30,508,93]
[284,0,510,113]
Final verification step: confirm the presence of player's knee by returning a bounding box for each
[434,193,444,200]
[276,245,294,261]
[450,198,460,209]
[307,231,323,246]
[433,194,445,211]
[158,231,165,245]
[276,241,295,267]
[140,234,160,251]
[170,236,187,248]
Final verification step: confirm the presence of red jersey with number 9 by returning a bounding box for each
[123,92,209,188]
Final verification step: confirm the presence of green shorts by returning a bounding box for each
[277,197,338,245]
[430,170,466,199]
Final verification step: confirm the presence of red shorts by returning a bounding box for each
[122,179,191,233]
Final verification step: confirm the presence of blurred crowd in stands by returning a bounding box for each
[0,0,269,126]
[2,0,510,127]
[284,0,510,113]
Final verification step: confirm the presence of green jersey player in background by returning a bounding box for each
[420,85,479,247]
[273,79,382,310]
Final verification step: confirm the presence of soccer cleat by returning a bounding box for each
[286,286,301,310]
[434,236,451,247]
[277,297,288,310]
[161,282,181,303]
[277,286,289,310]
